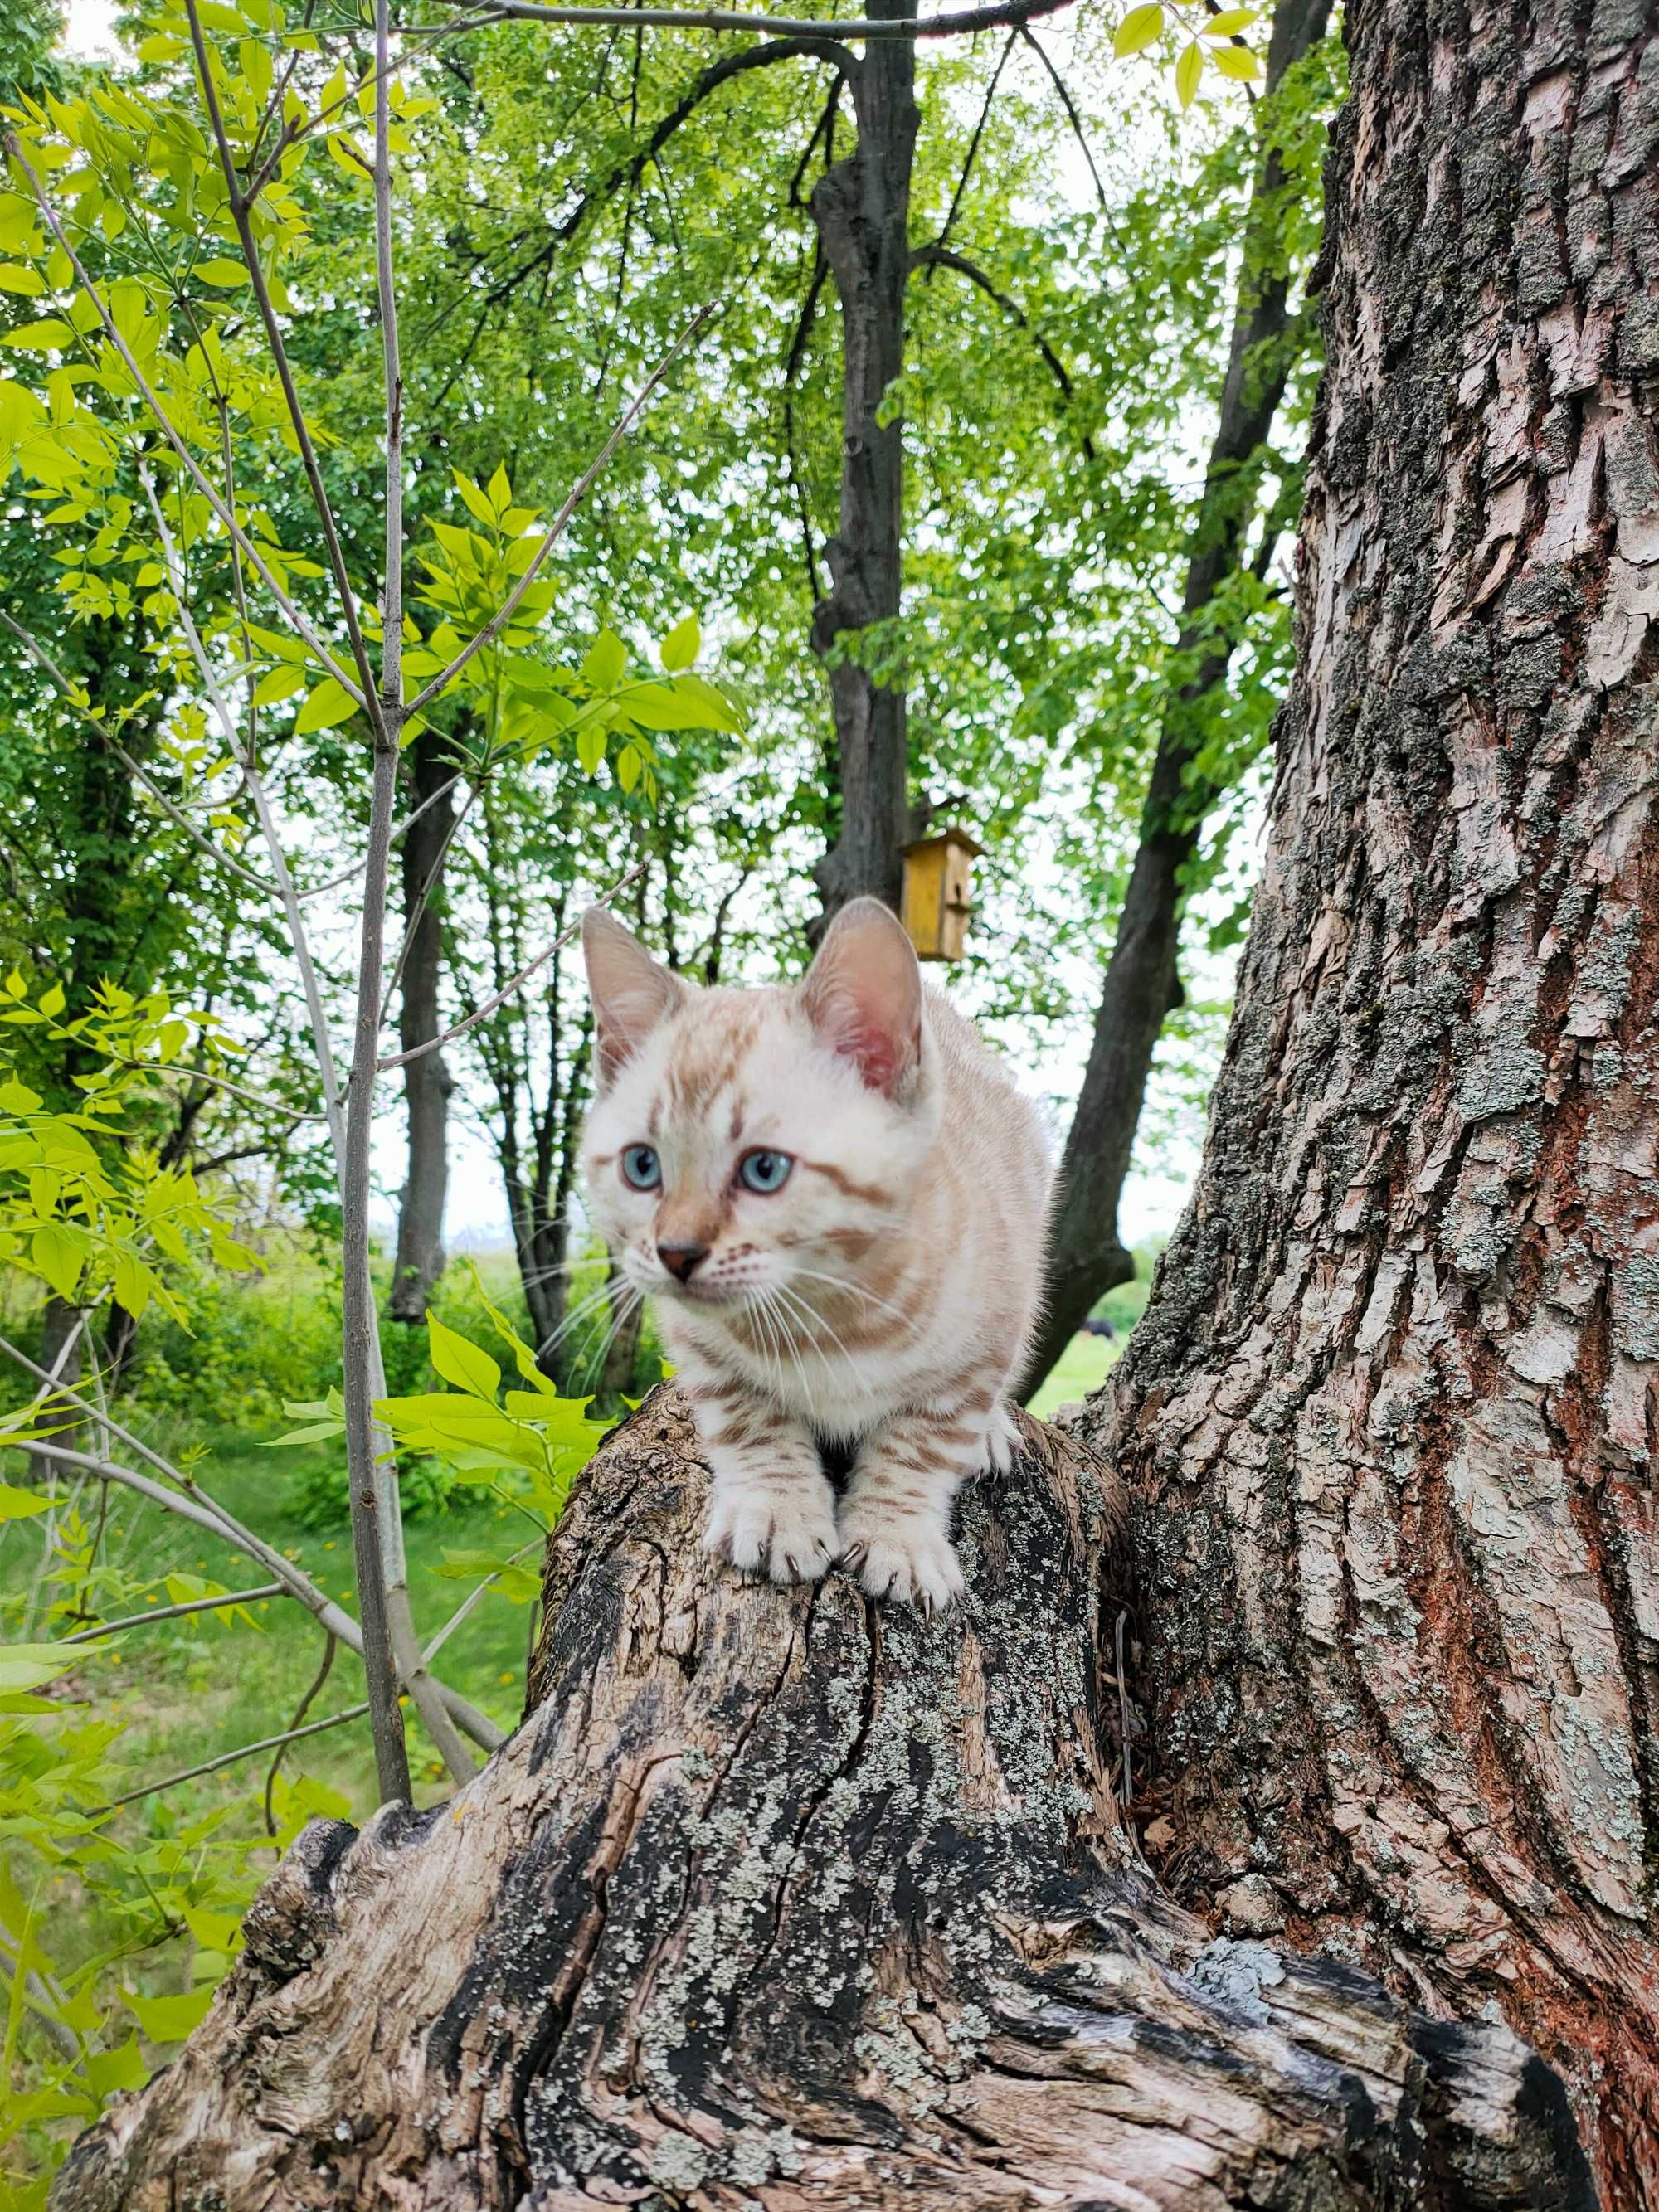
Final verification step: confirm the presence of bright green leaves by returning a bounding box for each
[0,980,264,1325]
[1111,2,1262,105]
[1113,5,1166,55]
[426,1315,502,1402]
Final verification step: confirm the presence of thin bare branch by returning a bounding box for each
[99,1702,372,1813]
[428,0,1076,38]
[266,1632,338,1835]
[62,1584,286,1642]
[1019,24,1112,216]
[377,861,645,1070]
[2,137,368,706]
[182,0,384,728]
[407,309,713,714]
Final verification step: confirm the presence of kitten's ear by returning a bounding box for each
[800,897,922,1100]
[581,907,681,1084]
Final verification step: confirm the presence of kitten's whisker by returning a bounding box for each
[771,1281,855,1375]
[761,1286,818,1422]
[789,1268,914,1328]
[536,1281,632,1359]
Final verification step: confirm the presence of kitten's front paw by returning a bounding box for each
[703,1481,838,1586]
[838,1505,966,1616]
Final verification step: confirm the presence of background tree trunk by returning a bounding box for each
[809,1,917,931]
[51,1390,1592,2210]
[1096,1,1659,2201]
[391,723,458,1324]
[1022,0,1333,1394]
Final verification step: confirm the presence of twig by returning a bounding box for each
[2,136,368,707]
[265,1632,338,1835]
[428,0,1078,37]
[99,1702,372,1813]
[61,1584,285,1641]
[377,861,645,1069]
[15,1437,504,1753]
[182,0,383,729]
[407,313,713,714]
[1019,24,1112,221]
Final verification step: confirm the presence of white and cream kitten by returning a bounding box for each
[578,897,1053,1612]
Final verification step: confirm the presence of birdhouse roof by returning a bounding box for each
[902,826,985,860]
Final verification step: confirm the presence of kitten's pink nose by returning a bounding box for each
[658,1239,710,1283]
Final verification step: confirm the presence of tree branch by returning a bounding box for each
[430,0,1076,39]
[909,242,1094,457]
[99,1702,372,1814]
[407,308,713,714]
[377,861,645,1069]
[62,1585,287,1643]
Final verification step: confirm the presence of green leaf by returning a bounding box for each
[2,320,75,352]
[30,1223,83,1302]
[425,1315,500,1400]
[1209,42,1260,78]
[1202,6,1257,31]
[252,664,307,707]
[261,1420,343,1447]
[580,629,625,693]
[113,1249,154,1321]
[0,1646,77,1693]
[616,743,640,794]
[0,1077,42,1111]
[1175,38,1204,105]
[123,1982,216,2044]
[0,1485,51,1522]
[84,2033,147,2098]
[193,258,248,287]
[293,678,359,733]
[576,723,606,775]
[487,461,513,517]
[36,982,64,1018]
[659,614,700,672]
[452,471,498,530]
[1113,4,1164,56]
[0,266,45,297]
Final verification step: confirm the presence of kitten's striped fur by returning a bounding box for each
[579,897,1053,1611]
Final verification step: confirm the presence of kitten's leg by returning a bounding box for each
[837,1373,1000,1612]
[684,1365,838,1586]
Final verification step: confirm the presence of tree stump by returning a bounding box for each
[52,1390,1592,2210]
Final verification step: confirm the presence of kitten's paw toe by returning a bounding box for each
[703,1487,835,1585]
[839,1513,965,1614]
[985,1402,1020,1474]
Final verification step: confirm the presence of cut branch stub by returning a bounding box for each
[53,1391,1592,2209]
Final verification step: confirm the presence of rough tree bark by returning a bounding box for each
[391,722,458,1325]
[1023,0,1333,1393]
[808,0,917,931]
[1096,1,1659,2202]
[51,1391,1593,2209]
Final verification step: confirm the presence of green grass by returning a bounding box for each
[0,1428,533,1830]
[1027,1331,1118,1420]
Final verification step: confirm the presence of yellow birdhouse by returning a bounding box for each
[901,828,982,963]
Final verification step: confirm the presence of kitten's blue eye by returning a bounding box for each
[620,1145,661,1191]
[737,1149,793,1195]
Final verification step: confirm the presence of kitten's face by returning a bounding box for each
[580,902,938,1322]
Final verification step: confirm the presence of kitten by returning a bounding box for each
[578,897,1053,1612]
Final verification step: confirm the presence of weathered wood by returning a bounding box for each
[1097,1,1659,2203]
[54,1390,1591,2209]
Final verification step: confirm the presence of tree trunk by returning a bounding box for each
[1022,0,1333,1395]
[808,1,917,931]
[390,723,458,1325]
[51,1388,1592,2210]
[1096,1,1659,2201]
